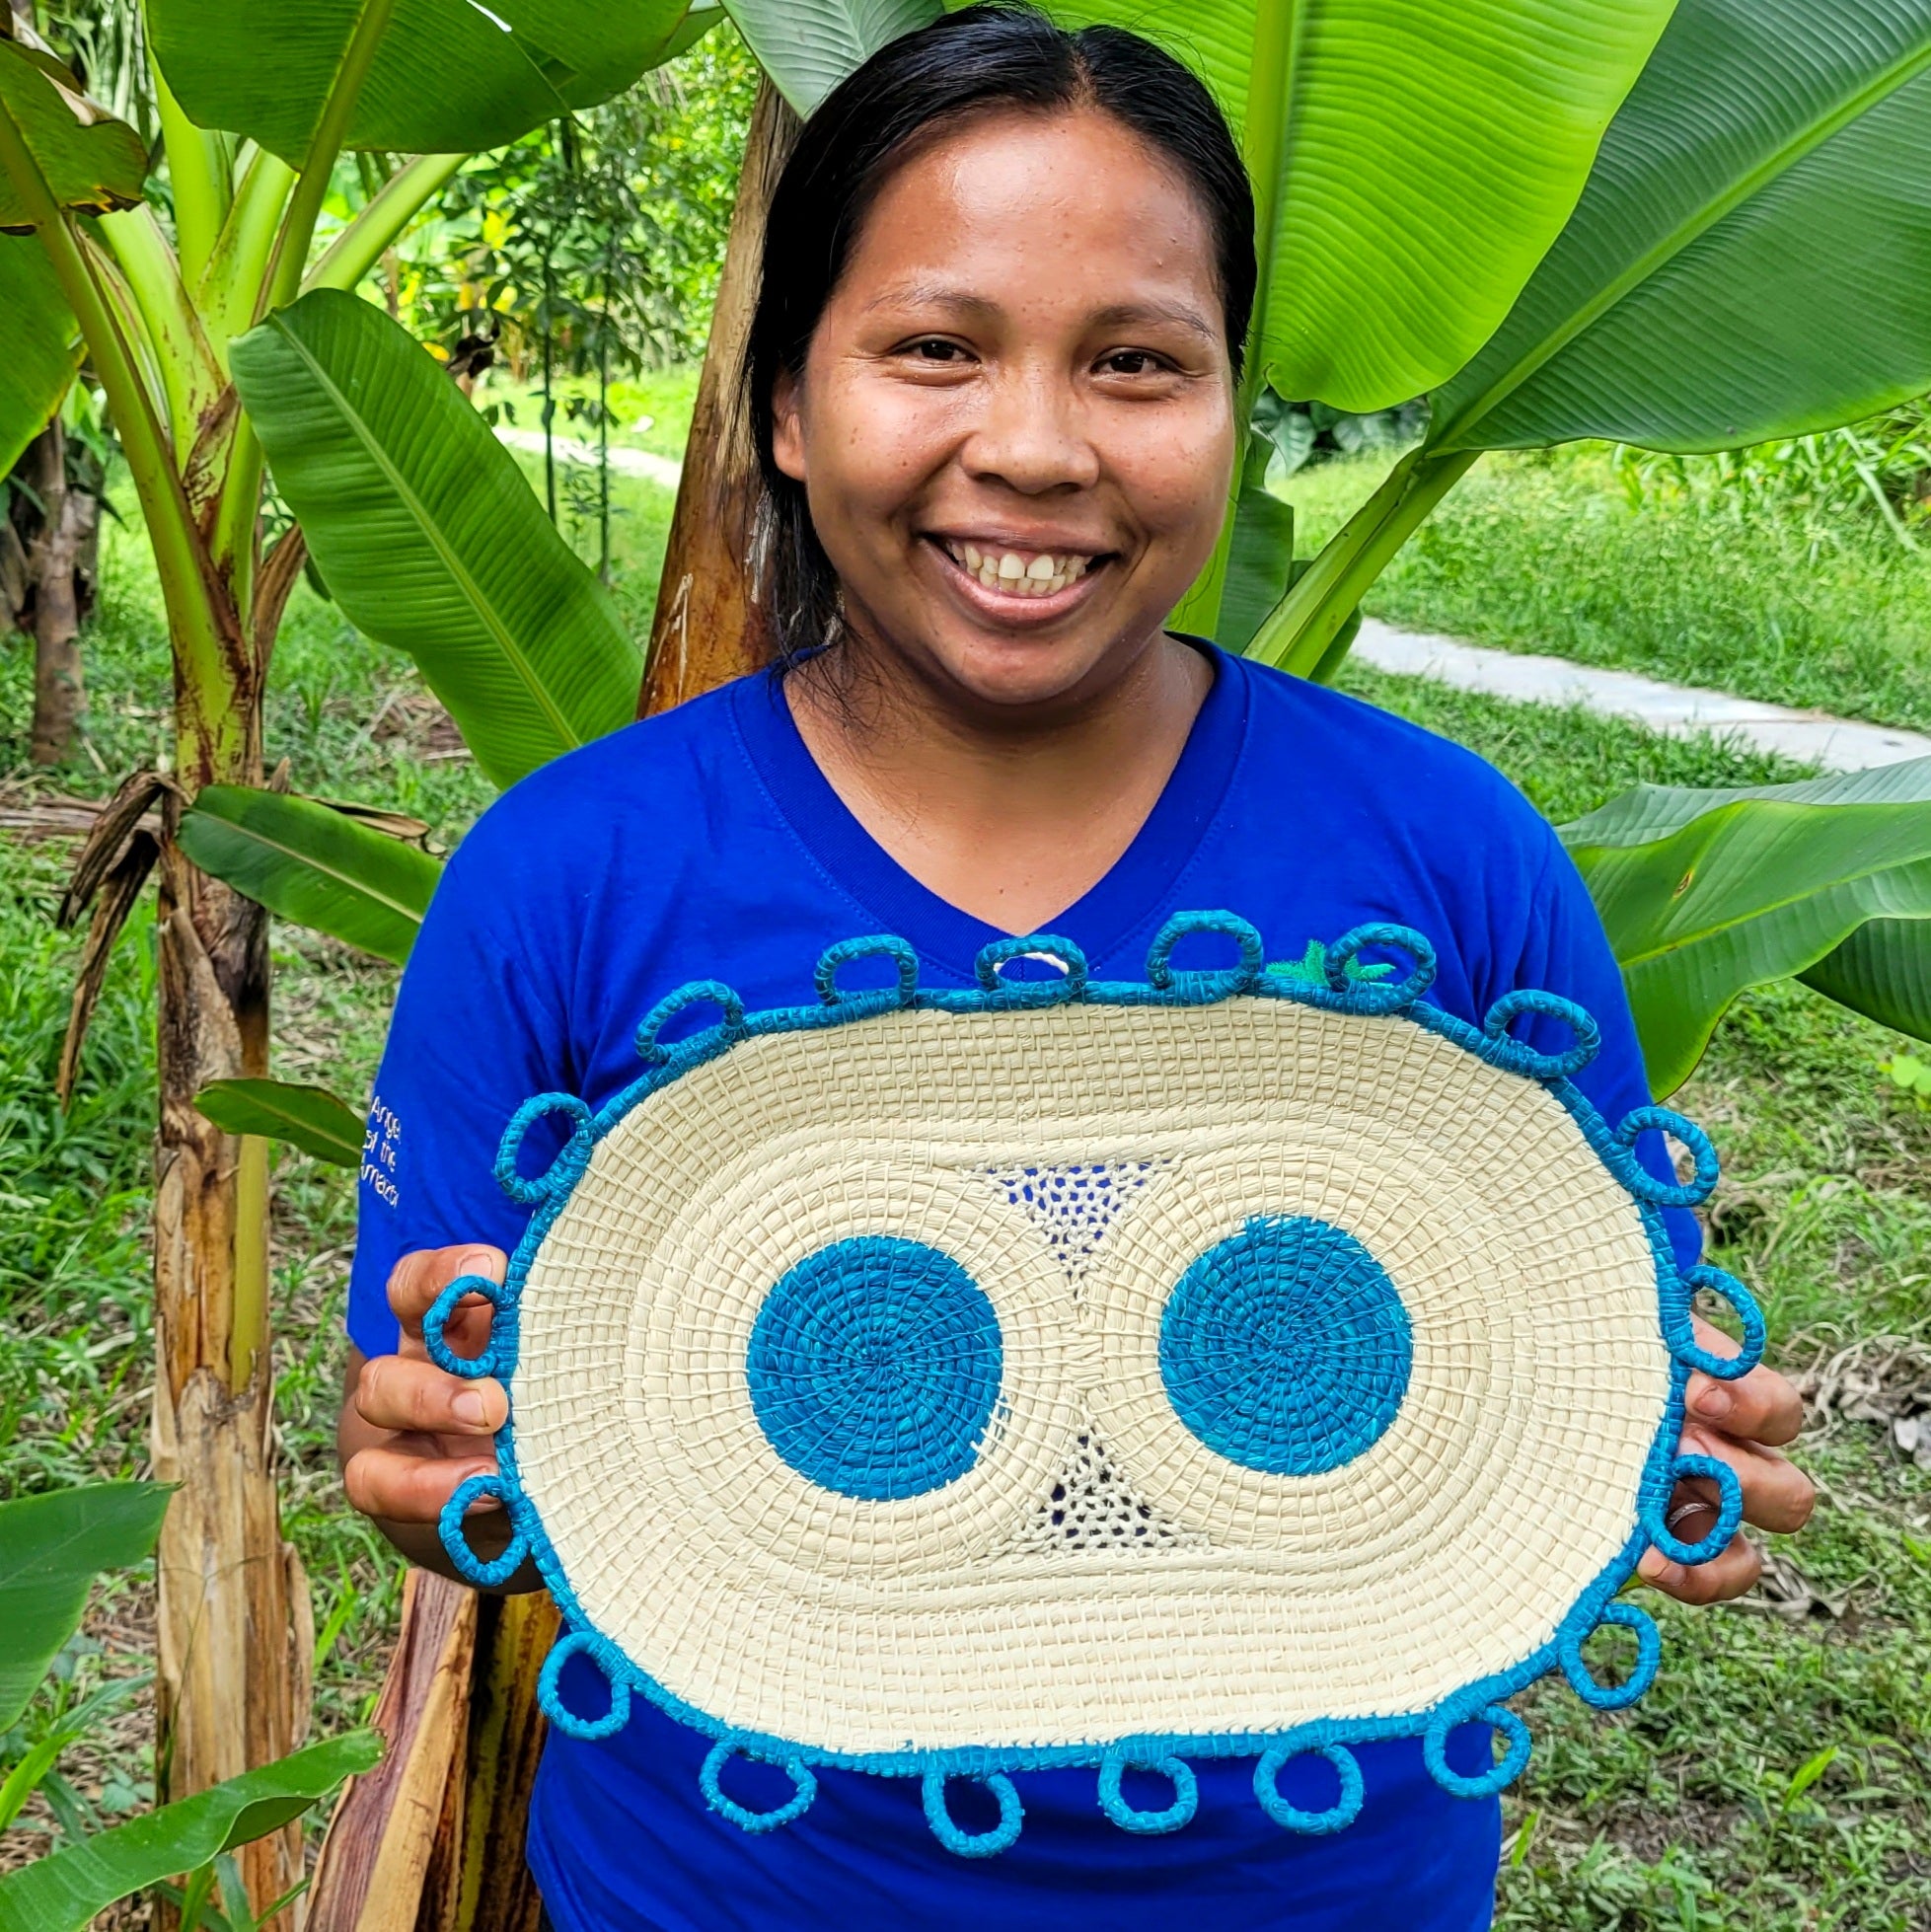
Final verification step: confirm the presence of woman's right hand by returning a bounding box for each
[338,1244,524,1580]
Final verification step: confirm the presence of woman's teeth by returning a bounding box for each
[951,541,1093,597]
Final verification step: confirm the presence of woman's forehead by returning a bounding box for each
[839,111,1223,315]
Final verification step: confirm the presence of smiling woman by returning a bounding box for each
[334,8,1813,1932]
[739,17,1255,929]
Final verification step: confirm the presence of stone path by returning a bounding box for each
[486,426,1931,776]
[493,426,684,491]
[1353,618,1931,774]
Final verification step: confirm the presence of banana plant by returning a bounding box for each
[1253,0,1931,679]
[1238,0,1931,1068]
[0,1484,379,1932]
[0,0,688,1914]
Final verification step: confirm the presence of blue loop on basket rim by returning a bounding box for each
[1096,1752,1198,1834]
[422,1273,511,1380]
[1559,1601,1662,1711]
[1253,1744,1364,1834]
[493,1092,594,1206]
[813,934,920,1008]
[700,1738,818,1832]
[973,933,1088,1000]
[635,979,748,1065]
[1144,911,1266,996]
[1322,924,1437,1010]
[537,1628,631,1742]
[1611,1104,1719,1207]
[1481,988,1602,1079]
[437,1473,527,1589]
[922,1770,1024,1857]
[1424,1704,1531,1800]
[1645,1450,1745,1566]
[1666,1265,1766,1381]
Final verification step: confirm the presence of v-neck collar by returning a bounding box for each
[728,640,1250,984]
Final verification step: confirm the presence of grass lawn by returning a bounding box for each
[1290,447,1931,733]
[2,397,1928,1926]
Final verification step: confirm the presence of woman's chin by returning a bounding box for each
[924,627,1129,713]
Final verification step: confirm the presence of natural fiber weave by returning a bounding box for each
[429,916,1760,1855]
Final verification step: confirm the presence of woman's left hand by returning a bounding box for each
[1637,1313,1816,1604]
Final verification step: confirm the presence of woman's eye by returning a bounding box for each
[1099,349,1167,377]
[908,338,966,362]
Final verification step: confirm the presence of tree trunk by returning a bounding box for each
[638,76,800,713]
[6,420,102,765]
[152,669,309,1917]
[22,418,99,765]
[310,77,799,1932]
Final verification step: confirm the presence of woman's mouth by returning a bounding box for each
[938,538,1098,596]
[927,536,1112,617]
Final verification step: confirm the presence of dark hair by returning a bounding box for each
[745,3,1256,667]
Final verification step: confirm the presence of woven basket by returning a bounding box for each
[429,915,1759,1855]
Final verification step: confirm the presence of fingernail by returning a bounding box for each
[1647,1557,1685,1590]
[1693,1384,1733,1422]
[453,1390,488,1427]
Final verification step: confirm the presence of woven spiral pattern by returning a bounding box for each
[1159,1214,1412,1476]
[747,1235,1003,1500]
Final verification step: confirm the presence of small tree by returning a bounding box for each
[3,409,103,764]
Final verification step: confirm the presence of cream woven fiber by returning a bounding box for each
[511,996,1668,1758]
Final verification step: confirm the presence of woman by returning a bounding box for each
[336,10,1813,1928]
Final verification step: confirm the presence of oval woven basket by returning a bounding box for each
[429,914,1760,1857]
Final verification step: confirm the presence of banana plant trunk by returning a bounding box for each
[152,597,310,1918]
[638,75,798,709]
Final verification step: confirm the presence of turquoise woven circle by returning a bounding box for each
[747,1235,1003,1500]
[1159,1215,1412,1475]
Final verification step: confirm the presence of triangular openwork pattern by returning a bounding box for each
[985,1160,1204,1555]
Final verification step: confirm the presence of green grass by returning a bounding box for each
[1290,446,1931,733]
[4,393,1930,1925]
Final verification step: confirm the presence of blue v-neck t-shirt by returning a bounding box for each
[347,643,1694,1932]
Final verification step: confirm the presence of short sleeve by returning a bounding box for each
[1504,826,1703,1275]
[345,831,568,1360]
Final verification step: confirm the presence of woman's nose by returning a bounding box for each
[958,368,1101,494]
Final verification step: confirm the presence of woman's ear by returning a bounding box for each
[771,367,807,483]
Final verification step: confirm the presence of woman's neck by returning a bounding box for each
[786,632,1214,935]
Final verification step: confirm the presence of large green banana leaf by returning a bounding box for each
[177,784,439,963]
[1023,0,1676,412]
[722,0,939,115]
[0,1733,379,1932]
[1560,759,1931,1096]
[146,0,690,164]
[0,235,76,475]
[0,40,146,231]
[231,291,640,789]
[195,1077,365,1167]
[0,1485,170,1735]
[1430,0,1931,454]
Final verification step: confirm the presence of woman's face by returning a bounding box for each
[772,108,1238,714]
